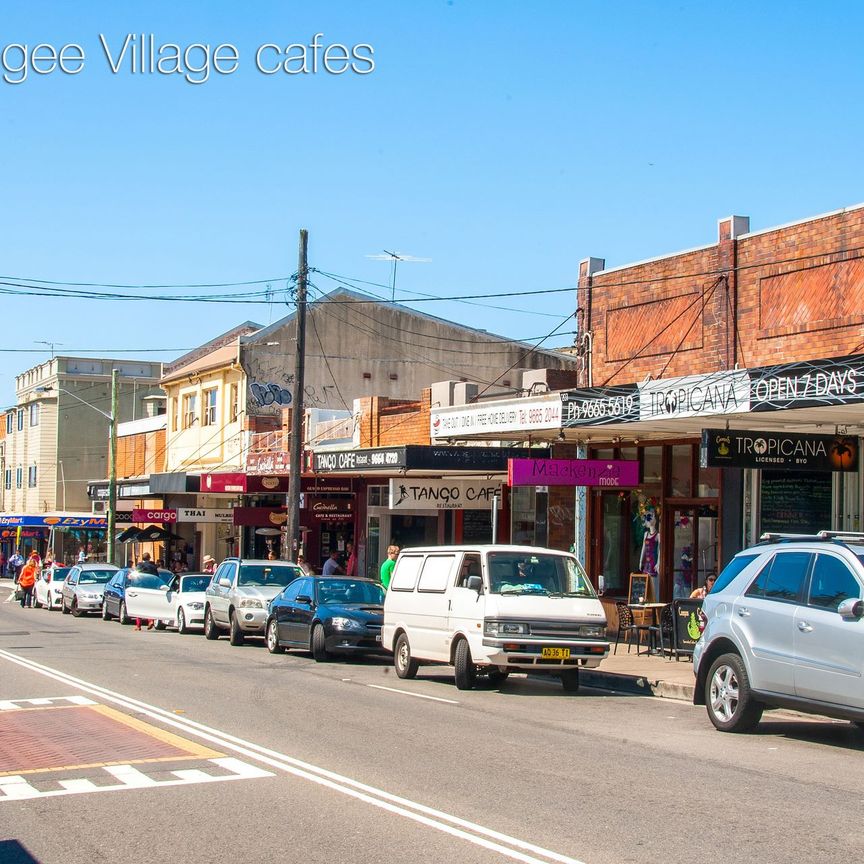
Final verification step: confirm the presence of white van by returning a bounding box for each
[382,545,608,691]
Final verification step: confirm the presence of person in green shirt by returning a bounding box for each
[379,545,399,590]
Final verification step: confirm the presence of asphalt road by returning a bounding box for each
[1,585,862,864]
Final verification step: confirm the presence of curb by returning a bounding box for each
[580,669,695,702]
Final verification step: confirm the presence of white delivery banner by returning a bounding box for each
[389,479,503,511]
[430,395,562,440]
[175,508,234,524]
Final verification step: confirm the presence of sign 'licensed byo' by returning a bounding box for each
[388,479,503,511]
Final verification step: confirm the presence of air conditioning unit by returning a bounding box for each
[92,500,108,514]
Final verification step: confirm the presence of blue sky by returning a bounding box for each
[1,0,863,403]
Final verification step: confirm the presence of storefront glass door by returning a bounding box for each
[667,503,718,599]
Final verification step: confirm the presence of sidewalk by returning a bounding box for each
[581,647,697,702]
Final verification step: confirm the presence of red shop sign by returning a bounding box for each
[231,506,288,527]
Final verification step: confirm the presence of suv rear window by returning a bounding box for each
[746,552,811,602]
[711,554,759,594]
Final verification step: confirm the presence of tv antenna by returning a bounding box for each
[365,250,431,301]
[35,340,64,358]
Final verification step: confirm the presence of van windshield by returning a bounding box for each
[487,553,596,598]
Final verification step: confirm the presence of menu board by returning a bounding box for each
[760,470,832,535]
[628,573,652,605]
[462,509,493,543]
[673,599,703,655]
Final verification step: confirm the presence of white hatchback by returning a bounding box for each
[34,566,71,610]
[694,531,864,732]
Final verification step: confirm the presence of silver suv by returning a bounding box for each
[694,531,864,733]
[203,558,303,646]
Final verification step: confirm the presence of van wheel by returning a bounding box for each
[229,611,245,646]
[453,639,477,691]
[561,669,580,692]
[394,633,419,679]
[706,653,763,733]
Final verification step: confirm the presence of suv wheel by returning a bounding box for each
[204,607,220,640]
[706,653,763,733]
[229,611,245,646]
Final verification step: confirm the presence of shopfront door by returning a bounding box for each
[665,502,719,600]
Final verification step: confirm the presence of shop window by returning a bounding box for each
[670,445,692,497]
[619,447,638,463]
[698,464,721,497]
[593,448,615,461]
[643,447,662,485]
[368,485,390,507]
[202,388,217,427]
[511,486,537,546]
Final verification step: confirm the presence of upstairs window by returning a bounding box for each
[203,388,217,427]
[28,465,37,488]
[29,402,39,426]
[182,393,198,429]
[17,409,23,431]
[229,383,239,423]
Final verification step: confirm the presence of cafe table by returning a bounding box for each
[627,602,667,655]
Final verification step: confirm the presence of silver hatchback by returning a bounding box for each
[693,531,864,732]
[61,563,119,616]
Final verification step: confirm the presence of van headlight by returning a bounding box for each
[484,620,528,637]
[579,624,606,638]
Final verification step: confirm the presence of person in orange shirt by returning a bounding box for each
[17,556,38,608]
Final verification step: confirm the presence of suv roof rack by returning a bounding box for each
[758,531,864,545]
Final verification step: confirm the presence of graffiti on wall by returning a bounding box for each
[250,380,293,407]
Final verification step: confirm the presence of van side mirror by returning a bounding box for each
[838,598,864,620]
[466,575,483,592]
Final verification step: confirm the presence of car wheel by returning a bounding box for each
[453,638,477,691]
[560,669,580,692]
[311,624,329,662]
[176,608,188,635]
[118,601,130,626]
[229,611,245,646]
[61,598,70,615]
[33,596,42,609]
[101,602,110,621]
[394,633,419,680]
[706,653,764,733]
[71,598,82,617]
[154,620,166,631]
[204,607,219,640]
[266,619,284,654]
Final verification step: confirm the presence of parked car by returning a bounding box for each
[123,572,212,633]
[382,545,609,691]
[694,531,864,732]
[61,563,120,616]
[102,568,173,624]
[204,558,304,645]
[266,576,386,661]
[33,566,71,610]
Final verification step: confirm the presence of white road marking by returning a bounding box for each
[59,779,99,792]
[0,776,41,799]
[0,695,97,711]
[105,765,159,787]
[366,683,459,705]
[0,648,586,864]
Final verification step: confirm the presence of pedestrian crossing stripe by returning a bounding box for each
[0,696,97,711]
[0,757,273,800]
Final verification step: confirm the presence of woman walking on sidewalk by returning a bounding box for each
[17,557,38,608]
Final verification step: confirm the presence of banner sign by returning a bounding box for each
[430,395,562,440]
[232,507,288,527]
[639,370,751,421]
[304,496,355,520]
[132,508,177,523]
[246,452,290,475]
[314,447,405,472]
[749,354,864,411]
[701,428,859,472]
[202,473,290,493]
[560,385,639,427]
[508,458,640,487]
[388,479,502,511]
[0,515,108,528]
[177,508,234,524]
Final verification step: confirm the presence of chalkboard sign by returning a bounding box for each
[672,599,703,655]
[462,509,492,543]
[628,573,651,605]
[760,470,832,535]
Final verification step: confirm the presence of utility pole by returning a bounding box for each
[286,229,308,562]
[107,369,118,565]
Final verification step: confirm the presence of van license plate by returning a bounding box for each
[541,647,570,659]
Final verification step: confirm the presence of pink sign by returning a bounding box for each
[132,508,177,523]
[508,458,640,488]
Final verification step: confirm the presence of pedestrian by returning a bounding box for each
[690,574,717,600]
[77,546,87,564]
[8,549,24,583]
[296,553,312,575]
[345,541,357,578]
[379,545,399,590]
[137,552,159,576]
[0,551,7,578]
[322,550,344,576]
[202,555,216,575]
[17,556,38,607]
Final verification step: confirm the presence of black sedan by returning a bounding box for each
[266,577,386,662]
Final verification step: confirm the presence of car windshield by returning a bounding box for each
[487,553,596,597]
[317,580,385,605]
[181,575,211,593]
[49,568,70,581]
[78,570,115,585]
[238,564,301,588]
